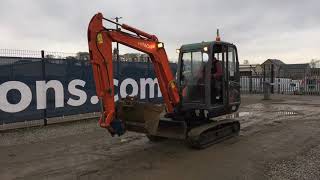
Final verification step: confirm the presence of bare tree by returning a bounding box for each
[310,59,319,68]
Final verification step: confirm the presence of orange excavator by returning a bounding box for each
[88,13,241,148]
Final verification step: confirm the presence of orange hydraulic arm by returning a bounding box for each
[87,13,180,135]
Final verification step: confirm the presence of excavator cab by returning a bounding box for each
[177,41,241,118]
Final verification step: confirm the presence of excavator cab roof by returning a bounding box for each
[179,41,235,52]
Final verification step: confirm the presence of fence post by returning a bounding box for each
[41,50,47,126]
[304,69,307,95]
[263,64,266,82]
[147,57,151,102]
[249,65,253,93]
[116,48,120,99]
[277,67,281,94]
[263,64,266,94]
[271,64,274,94]
[278,78,280,94]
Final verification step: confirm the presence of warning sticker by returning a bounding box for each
[97,33,103,44]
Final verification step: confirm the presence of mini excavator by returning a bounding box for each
[87,13,241,148]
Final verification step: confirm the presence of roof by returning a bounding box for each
[262,59,285,66]
[239,64,260,68]
[280,63,310,69]
[239,64,260,70]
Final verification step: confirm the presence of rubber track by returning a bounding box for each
[187,121,240,149]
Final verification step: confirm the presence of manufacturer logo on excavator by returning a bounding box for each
[97,33,103,44]
[138,42,155,49]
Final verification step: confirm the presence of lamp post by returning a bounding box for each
[112,17,122,98]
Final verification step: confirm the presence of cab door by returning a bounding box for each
[226,45,241,109]
[211,44,240,110]
[211,44,227,106]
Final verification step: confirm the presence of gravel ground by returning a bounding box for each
[267,144,320,180]
[0,94,320,180]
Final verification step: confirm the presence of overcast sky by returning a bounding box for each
[0,0,319,64]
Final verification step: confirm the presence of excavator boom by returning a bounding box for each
[87,13,180,135]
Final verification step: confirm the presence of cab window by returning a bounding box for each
[228,47,237,80]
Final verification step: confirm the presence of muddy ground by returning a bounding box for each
[1,95,320,180]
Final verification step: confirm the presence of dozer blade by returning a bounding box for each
[117,98,187,139]
[152,117,187,139]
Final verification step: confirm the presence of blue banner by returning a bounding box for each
[0,57,177,124]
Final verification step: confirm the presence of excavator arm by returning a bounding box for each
[87,13,180,135]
